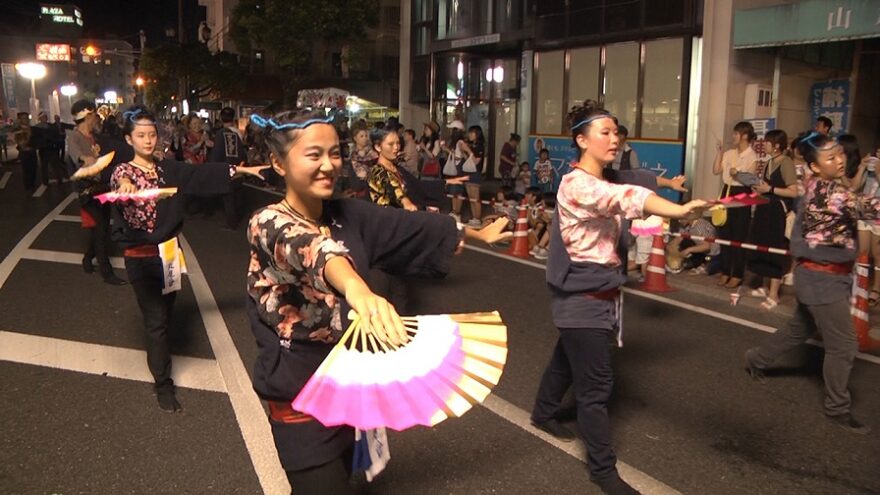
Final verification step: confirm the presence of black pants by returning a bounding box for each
[81,199,114,274]
[125,255,176,391]
[38,147,65,183]
[719,185,751,279]
[532,327,618,480]
[285,447,354,495]
[222,180,243,228]
[19,149,38,191]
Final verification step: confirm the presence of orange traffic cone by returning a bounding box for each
[506,199,530,259]
[638,234,674,292]
[852,254,880,351]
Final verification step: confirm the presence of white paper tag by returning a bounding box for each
[355,428,390,482]
[159,237,187,295]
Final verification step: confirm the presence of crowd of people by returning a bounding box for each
[5,95,878,495]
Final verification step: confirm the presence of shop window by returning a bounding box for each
[567,46,600,111]
[603,41,638,131]
[466,59,492,101]
[535,50,565,134]
[414,26,430,55]
[567,2,601,38]
[642,38,683,139]
[604,0,641,32]
[438,0,483,40]
[493,58,519,100]
[410,56,431,104]
[536,0,566,40]
[434,55,465,100]
[495,0,524,32]
[414,0,432,22]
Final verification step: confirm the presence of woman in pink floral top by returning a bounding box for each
[532,100,706,495]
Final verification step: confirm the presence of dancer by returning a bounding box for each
[531,100,706,495]
[109,107,268,412]
[66,100,127,285]
[245,111,510,494]
[746,132,878,435]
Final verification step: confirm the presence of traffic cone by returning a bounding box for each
[638,234,674,292]
[852,254,880,351]
[506,199,530,259]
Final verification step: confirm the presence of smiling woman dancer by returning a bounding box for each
[530,100,706,495]
[244,110,509,494]
[109,106,267,412]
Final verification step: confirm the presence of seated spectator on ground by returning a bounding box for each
[666,215,720,274]
[530,193,556,260]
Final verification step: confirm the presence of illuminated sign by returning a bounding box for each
[35,43,71,62]
[40,4,83,26]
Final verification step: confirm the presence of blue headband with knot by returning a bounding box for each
[570,112,616,132]
[123,108,154,124]
[801,130,837,151]
[250,114,333,131]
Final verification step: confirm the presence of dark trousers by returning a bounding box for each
[532,327,618,480]
[38,147,65,183]
[222,180,243,228]
[719,185,751,279]
[19,149,38,190]
[748,299,857,416]
[125,255,177,391]
[81,199,114,274]
[285,447,354,495]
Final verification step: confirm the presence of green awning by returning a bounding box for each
[734,0,880,49]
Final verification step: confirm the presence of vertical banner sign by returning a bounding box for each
[527,135,685,202]
[1,63,16,109]
[810,79,850,134]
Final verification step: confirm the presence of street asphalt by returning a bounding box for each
[1,159,878,495]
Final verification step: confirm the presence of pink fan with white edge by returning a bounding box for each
[95,187,178,204]
[630,215,665,236]
[709,192,768,209]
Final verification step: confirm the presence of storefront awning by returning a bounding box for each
[734,0,880,49]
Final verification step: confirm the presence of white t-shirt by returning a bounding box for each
[721,147,758,187]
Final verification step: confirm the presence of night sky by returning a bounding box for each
[1,0,205,47]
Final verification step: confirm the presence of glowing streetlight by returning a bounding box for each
[60,84,77,97]
[104,90,118,104]
[135,76,145,87]
[16,62,47,120]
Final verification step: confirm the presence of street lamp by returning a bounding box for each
[15,62,47,121]
[60,84,77,120]
[135,76,145,87]
[104,90,118,105]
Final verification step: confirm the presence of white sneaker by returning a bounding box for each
[533,248,549,260]
[449,212,461,223]
[467,218,482,228]
[782,273,794,286]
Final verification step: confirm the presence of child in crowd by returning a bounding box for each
[530,193,556,260]
[515,161,531,197]
[534,148,554,193]
[666,215,719,274]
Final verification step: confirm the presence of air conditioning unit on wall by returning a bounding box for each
[744,83,772,119]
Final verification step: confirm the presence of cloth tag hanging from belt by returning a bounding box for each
[614,291,624,347]
[159,237,187,294]
[352,427,390,482]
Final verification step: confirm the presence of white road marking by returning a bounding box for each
[0,330,225,393]
[32,184,47,197]
[482,395,680,495]
[0,193,77,290]
[55,214,82,223]
[179,235,289,494]
[22,248,125,269]
[0,171,11,189]
[464,244,880,366]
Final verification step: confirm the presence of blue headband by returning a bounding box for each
[800,130,838,151]
[123,108,154,125]
[570,112,615,131]
[250,114,333,131]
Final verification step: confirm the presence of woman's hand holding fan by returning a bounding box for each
[343,282,408,347]
[233,162,271,181]
[71,151,115,180]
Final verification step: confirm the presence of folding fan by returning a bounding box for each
[71,151,115,179]
[630,215,665,236]
[95,187,178,204]
[292,311,508,431]
[709,192,768,209]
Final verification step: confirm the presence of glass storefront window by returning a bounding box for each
[414,0,432,22]
[642,38,683,139]
[535,50,565,134]
[495,0,524,32]
[435,55,465,101]
[437,0,490,40]
[567,46,600,111]
[467,59,493,101]
[603,41,639,131]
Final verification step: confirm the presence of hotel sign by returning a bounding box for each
[450,33,501,49]
[40,4,83,27]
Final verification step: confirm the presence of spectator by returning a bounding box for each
[712,121,758,289]
[531,193,556,260]
[459,125,486,227]
[610,125,640,170]
[13,112,38,192]
[208,107,249,229]
[418,121,442,179]
[534,148,554,193]
[401,128,420,177]
[815,116,833,136]
[747,129,798,310]
[499,133,520,188]
[182,114,212,164]
[667,216,720,274]
[515,161,530,197]
[442,120,467,222]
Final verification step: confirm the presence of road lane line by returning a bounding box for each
[0,193,77,290]
[0,171,11,189]
[32,184,47,197]
[178,235,289,494]
[482,395,680,495]
[464,244,880,366]
[0,330,225,393]
[55,214,82,222]
[22,248,126,269]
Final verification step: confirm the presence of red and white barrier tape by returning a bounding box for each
[669,232,790,256]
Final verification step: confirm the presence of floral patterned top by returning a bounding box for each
[110,162,167,233]
[247,203,353,346]
[368,164,408,208]
[350,147,377,180]
[802,177,880,250]
[557,167,653,266]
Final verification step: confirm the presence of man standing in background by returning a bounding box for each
[208,107,248,230]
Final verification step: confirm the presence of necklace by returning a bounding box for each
[130,159,157,178]
[280,199,330,236]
